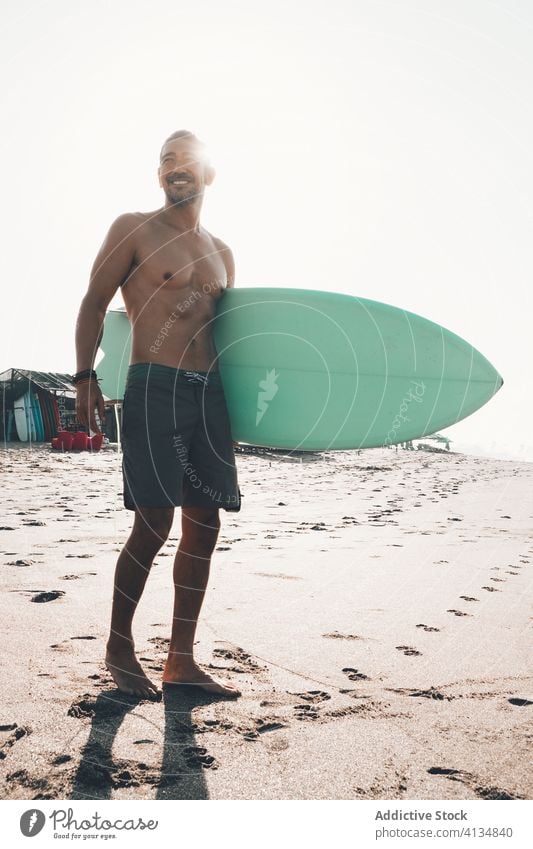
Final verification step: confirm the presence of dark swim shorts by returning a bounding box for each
[121,362,242,512]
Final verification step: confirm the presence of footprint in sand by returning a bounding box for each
[447,609,471,617]
[475,786,521,800]
[322,631,365,641]
[51,754,72,765]
[31,590,65,603]
[182,745,218,769]
[211,645,264,674]
[2,769,49,795]
[67,695,127,719]
[242,717,288,736]
[396,645,422,656]
[65,554,94,559]
[254,718,287,735]
[148,636,170,651]
[412,689,450,702]
[254,571,302,581]
[481,586,500,592]
[428,766,469,778]
[289,690,331,703]
[0,723,31,760]
[294,704,320,721]
[427,766,521,800]
[459,596,478,602]
[389,687,451,701]
[342,667,370,681]
[416,624,440,632]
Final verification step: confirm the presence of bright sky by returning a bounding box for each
[1,0,531,460]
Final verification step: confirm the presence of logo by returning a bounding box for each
[382,380,426,446]
[256,368,280,425]
[20,809,46,837]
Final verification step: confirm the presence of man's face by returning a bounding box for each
[158,139,211,206]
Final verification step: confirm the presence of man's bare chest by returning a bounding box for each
[129,224,227,292]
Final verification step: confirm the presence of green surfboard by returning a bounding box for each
[97,287,503,450]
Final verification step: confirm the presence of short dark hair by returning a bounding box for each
[159,130,205,162]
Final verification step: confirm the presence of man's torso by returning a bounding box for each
[120,211,229,371]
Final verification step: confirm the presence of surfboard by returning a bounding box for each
[40,391,50,439]
[13,394,28,442]
[46,392,58,438]
[26,392,37,441]
[6,410,14,442]
[41,391,50,440]
[37,389,50,440]
[16,392,37,442]
[31,390,44,441]
[96,288,503,450]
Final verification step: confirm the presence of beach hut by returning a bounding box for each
[0,368,120,444]
[0,368,76,442]
[414,432,452,452]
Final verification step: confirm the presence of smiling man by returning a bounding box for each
[75,130,242,699]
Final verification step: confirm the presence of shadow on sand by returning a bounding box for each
[70,685,225,800]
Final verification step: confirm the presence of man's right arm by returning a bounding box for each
[75,213,137,431]
[75,213,137,372]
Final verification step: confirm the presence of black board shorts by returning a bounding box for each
[121,363,242,513]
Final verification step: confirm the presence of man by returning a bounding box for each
[75,130,242,700]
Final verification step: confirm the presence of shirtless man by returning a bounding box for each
[75,130,242,700]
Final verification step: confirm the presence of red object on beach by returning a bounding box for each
[53,432,74,451]
[89,433,104,451]
[72,431,89,451]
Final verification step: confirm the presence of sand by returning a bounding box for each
[0,443,531,800]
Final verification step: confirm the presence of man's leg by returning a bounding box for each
[162,506,241,697]
[105,505,174,698]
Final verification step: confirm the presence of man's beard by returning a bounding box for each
[167,184,201,206]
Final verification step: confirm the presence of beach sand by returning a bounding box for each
[0,443,531,800]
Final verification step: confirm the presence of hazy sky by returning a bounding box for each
[1,0,531,460]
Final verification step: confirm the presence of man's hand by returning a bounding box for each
[75,381,105,434]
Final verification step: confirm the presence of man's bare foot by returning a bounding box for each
[162,660,241,698]
[105,647,161,699]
